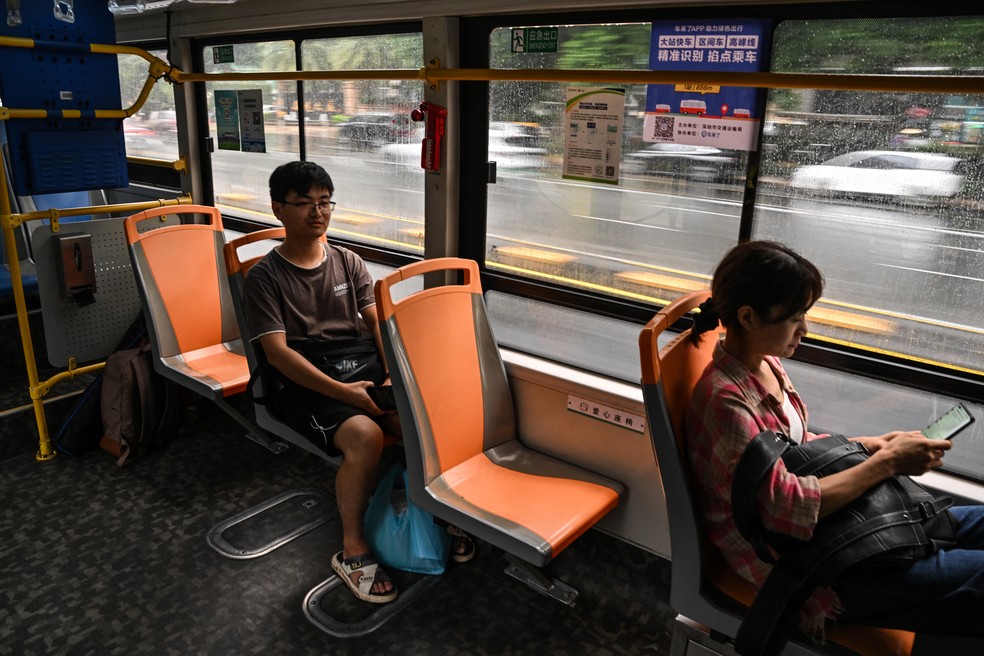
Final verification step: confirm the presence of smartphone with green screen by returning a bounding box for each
[921,403,975,440]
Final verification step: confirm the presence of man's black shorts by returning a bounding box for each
[275,383,383,457]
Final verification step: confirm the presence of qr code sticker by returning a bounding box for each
[651,115,674,140]
[605,166,615,177]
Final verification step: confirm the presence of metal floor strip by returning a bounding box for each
[303,572,442,638]
[206,488,332,559]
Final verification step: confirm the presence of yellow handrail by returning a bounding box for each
[175,66,984,95]
[6,196,192,232]
[126,156,188,174]
[36,360,107,399]
[0,156,52,460]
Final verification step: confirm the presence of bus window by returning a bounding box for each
[486,291,644,382]
[204,40,297,220]
[203,33,424,253]
[486,21,748,317]
[120,48,179,162]
[756,16,984,379]
[301,33,424,254]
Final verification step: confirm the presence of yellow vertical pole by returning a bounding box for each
[0,155,56,460]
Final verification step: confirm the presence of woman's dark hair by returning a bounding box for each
[690,241,824,344]
[269,161,334,203]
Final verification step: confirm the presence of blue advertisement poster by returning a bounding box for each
[643,20,771,151]
[214,90,240,151]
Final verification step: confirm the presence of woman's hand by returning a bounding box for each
[853,431,910,454]
[875,431,950,476]
[820,431,949,517]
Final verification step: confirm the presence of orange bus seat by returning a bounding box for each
[375,257,623,599]
[124,205,284,453]
[639,290,915,655]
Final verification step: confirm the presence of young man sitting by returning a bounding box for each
[244,161,472,604]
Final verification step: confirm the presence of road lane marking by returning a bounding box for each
[616,271,706,293]
[878,262,984,284]
[617,271,892,334]
[327,227,423,253]
[806,295,984,337]
[937,243,984,255]
[488,232,709,279]
[814,335,984,378]
[487,261,672,305]
[756,202,984,240]
[570,214,686,232]
[492,246,575,264]
[332,213,380,225]
[806,307,893,334]
[543,177,742,207]
[398,227,424,240]
[342,210,422,225]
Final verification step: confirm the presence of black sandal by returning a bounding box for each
[447,526,476,563]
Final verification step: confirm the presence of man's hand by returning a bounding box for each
[342,380,384,416]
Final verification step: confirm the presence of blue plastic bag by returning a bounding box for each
[364,463,450,575]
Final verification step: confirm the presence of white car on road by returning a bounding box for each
[790,150,966,199]
[623,143,736,182]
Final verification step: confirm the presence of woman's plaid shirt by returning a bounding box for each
[685,343,841,629]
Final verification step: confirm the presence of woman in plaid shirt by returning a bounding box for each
[684,240,984,642]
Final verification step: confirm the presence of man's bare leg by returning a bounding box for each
[333,415,393,596]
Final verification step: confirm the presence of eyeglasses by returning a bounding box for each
[281,199,336,213]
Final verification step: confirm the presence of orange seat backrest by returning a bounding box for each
[223,226,325,278]
[223,226,286,278]
[124,205,237,359]
[375,257,515,482]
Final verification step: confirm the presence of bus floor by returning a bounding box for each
[0,406,674,655]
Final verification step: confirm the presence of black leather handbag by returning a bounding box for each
[730,431,956,656]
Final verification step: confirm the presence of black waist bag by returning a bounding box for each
[249,335,385,405]
[731,431,956,656]
[291,335,385,385]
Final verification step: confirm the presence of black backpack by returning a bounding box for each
[731,431,956,656]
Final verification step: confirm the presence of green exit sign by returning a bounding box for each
[212,45,235,64]
[511,28,558,53]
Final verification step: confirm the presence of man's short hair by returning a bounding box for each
[269,161,335,203]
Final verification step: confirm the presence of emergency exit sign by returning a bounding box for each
[511,28,559,53]
[212,45,235,64]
